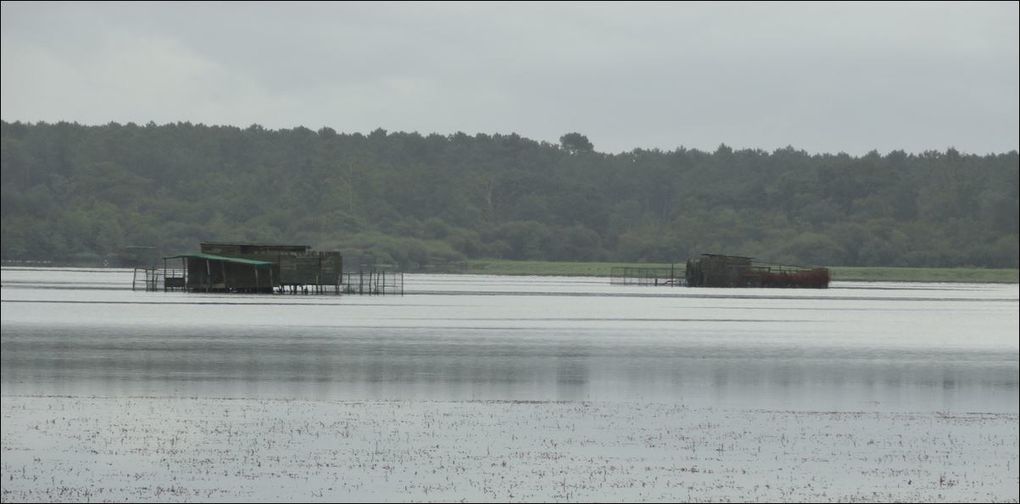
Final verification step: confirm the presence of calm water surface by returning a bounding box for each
[2,267,1017,412]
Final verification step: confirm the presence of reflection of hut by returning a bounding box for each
[685,254,830,288]
[162,242,342,293]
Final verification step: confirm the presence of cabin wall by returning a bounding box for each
[184,258,268,291]
[186,244,342,291]
[279,252,342,286]
[200,243,308,256]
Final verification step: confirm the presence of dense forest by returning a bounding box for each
[1,121,1017,269]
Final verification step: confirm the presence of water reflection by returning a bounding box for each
[2,323,1016,412]
[3,268,1018,412]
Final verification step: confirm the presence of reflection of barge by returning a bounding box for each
[685,254,830,288]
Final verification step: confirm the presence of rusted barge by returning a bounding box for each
[685,254,830,288]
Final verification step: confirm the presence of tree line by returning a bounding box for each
[1,121,1017,269]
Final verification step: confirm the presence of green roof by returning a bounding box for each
[164,253,274,267]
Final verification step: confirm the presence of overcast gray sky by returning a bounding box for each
[2,1,1017,154]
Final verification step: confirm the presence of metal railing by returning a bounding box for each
[132,268,185,291]
[609,266,684,287]
[341,269,404,295]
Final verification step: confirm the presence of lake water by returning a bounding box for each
[3,267,1018,502]
[3,267,1017,412]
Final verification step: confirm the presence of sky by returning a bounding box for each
[2,1,1017,154]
